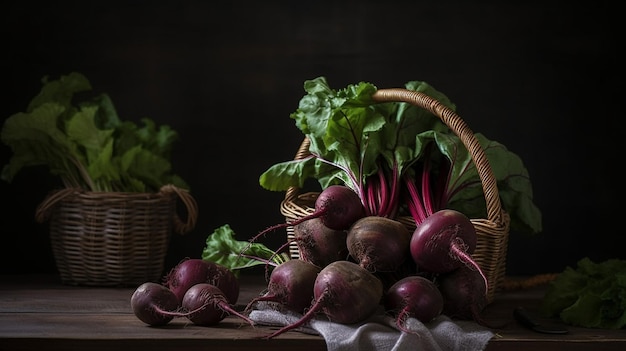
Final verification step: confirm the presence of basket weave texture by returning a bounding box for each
[35,184,198,286]
[281,88,510,303]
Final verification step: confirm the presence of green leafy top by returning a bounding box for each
[1,72,188,192]
[201,224,289,275]
[541,257,626,329]
[259,77,542,235]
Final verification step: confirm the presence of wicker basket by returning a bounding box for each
[35,184,198,287]
[280,88,511,303]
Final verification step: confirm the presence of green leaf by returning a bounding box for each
[89,93,121,130]
[66,105,114,166]
[440,132,542,234]
[260,76,542,235]
[27,71,92,113]
[541,258,626,329]
[86,139,118,191]
[259,157,316,191]
[1,103,81,184]
[201,224,289,273]
[2,72,189,192]
[119,146,172,192]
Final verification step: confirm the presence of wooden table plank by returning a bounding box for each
[480,284,625,351]
[1,274,624,351]
[0,274,327,351]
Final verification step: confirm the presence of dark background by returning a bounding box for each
[1,1,621,278]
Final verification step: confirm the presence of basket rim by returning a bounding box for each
[35,184,199,235]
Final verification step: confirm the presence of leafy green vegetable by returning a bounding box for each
[259,76,541,234]
[541,257,626,329]
[1,72,188,192]
[201,224,289,275]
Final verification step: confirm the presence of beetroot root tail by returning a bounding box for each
[219,302,256,326]
[395,306,422,336]
[244,294,277,313]
[450,240,489,296]
[261,295,323,339]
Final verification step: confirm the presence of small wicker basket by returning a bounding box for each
[35,184,198,287]
[280,88,511,303]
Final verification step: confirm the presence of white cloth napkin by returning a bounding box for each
[249,302,494,351]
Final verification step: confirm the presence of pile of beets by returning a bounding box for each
[131,185,492,338]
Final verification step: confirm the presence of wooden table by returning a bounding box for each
[0,274,623,351]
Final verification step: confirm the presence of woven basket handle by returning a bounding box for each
[35,188,78,223]
[284,88,505,225]
[160,184,198,234]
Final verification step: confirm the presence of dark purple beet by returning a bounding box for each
[347,216,411,273]
[312,185,365,230]
[182,283,254,326]
[410,209,477,273]
[263,260,383,339]
[437,265,492,327]
[385,275,443,333]
[244,185,364,252]
[245,259,321,313]
[130,282,180,326]
[163,258,240,305]
[293,217,348,267]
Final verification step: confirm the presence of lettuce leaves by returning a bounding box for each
[1,72,188,192]
[541,258,626,329]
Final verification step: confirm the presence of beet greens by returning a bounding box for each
[259,77,542,235]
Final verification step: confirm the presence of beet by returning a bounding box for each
[293,217,348,267]
[246,259,321,314]
[438,265,492,327]
[245,185,365,251]
[130,282,180,326]
[263,260,383,339]
[164,258,240,305]
[182,283,254,326]
[385,275,443,333]
[347,216,411,273]
[410,209,477,274]
[311,185,366,230]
